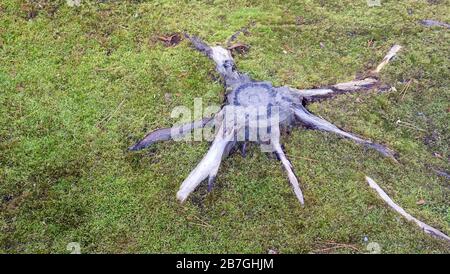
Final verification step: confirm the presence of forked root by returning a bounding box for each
[176,124,235,203]
[285,45,402,101]
[366,176,450,243]
[184,33,249,88]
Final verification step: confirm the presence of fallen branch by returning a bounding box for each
[365,176,450,243]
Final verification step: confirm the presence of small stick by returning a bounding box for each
[273,145,305,205]
[192,216,213,228]
[313,244,360,253]
[365,176,450,243]
[96,99,126,128]
[316,240,361,251]
[372,45,402,74]
[189,222,212,228]
[400,80,412,100]
[395,119,426,132]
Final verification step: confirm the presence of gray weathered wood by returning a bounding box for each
[131,34,402,204]
[366,176,450,243]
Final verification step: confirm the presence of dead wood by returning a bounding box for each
[366,176,450,243]
[131,33,403,204]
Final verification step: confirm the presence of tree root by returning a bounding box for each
[283,45,402,102]
[366,176,450,243]
[130,33,403,204]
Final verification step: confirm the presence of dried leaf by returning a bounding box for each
[228,43,250,55]
[416,199,426,205]
[158,33,183,47]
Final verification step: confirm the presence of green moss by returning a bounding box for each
[0,0,449,253]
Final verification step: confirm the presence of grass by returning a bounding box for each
[0,0,449,253]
